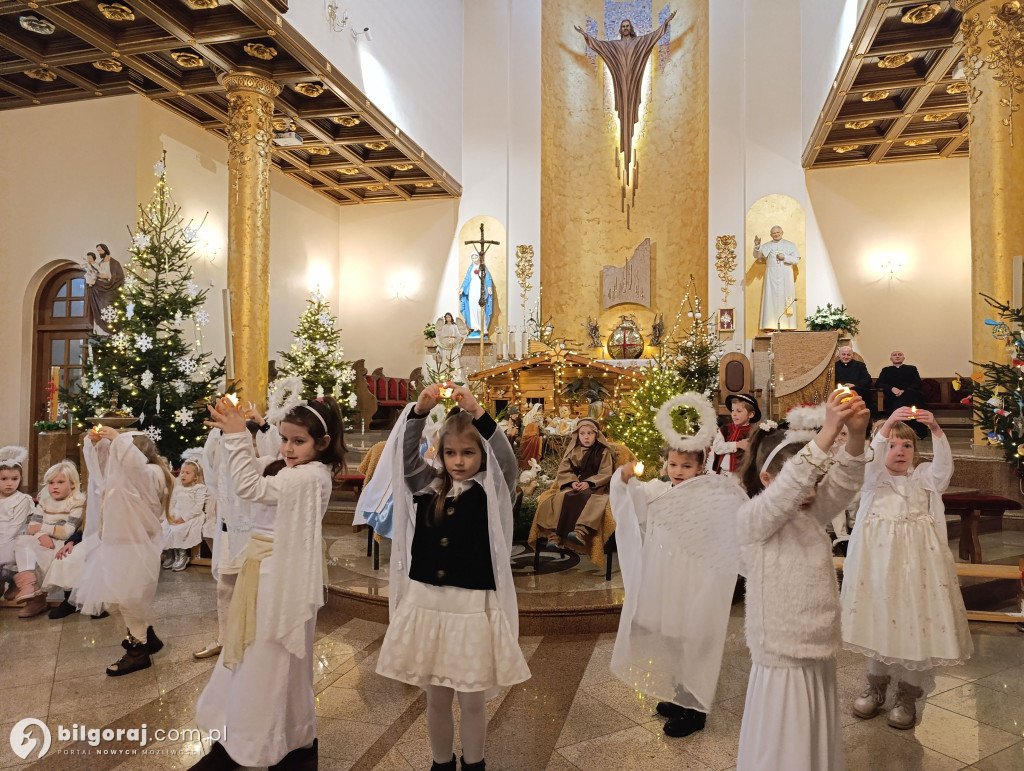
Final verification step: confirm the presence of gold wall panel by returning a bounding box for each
[541,0,709,355]
[456,215,507,337]
[744,194,807,340]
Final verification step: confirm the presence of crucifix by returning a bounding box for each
[463,223,501,368]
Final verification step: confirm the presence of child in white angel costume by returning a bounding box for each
[610,393,748,739]
[841,407,972,730]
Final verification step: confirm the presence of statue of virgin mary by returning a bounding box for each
[459,251,493,337]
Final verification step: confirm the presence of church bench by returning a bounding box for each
[942,493,1022,564]
[868,376,972,413]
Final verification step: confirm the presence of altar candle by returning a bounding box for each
[521,329,528,359]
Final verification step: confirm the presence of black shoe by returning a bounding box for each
[269,738,318,770]
[106,640,151,677]
[90,610,110,619]
[430,755,456,771]
[147,626,164,655]
[656,701,688,719]
[460,757,485,771]
[663,710,707,738]
[188,742,240,771]
[48,600,78,619]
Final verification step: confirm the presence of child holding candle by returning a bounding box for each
[192,394,345,769]
[610,393,748,738]
[840,406,972,729]
[72,427,173,671]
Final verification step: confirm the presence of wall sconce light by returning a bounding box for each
[869,252,907,282]
[388,270,419,300]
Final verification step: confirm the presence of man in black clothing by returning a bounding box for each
[875,350,928,438]
[834,346,872,407]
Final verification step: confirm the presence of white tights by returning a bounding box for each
[425,685,487,764]
[867,658,926,688]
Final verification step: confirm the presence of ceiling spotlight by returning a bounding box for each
[352,26,372,42]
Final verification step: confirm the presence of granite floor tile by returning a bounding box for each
[314,716,389,762]
[911,703,1020,764]
[48,670,160,715]
[639,708,742,771]
[0,685,50,724]
[557,725,714,770]
[840,720,965,770]
[974,663,1024,698]
[555,692,638,748]
[0,655,55,690]
[315,684,419,725]
[545,753,582,770]
[973,740,1024,771]
[927,681,1024,735]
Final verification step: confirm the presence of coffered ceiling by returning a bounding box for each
[0,0,461,204]
[803,1,969,169]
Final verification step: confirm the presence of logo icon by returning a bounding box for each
[10,718,51,760]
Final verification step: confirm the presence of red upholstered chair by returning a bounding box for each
[398,380,409,401]
[376,377,388,400]
[388,379,399,400]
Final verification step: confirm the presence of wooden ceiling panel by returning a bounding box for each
[804,1,969,169]
[0,0,460,205]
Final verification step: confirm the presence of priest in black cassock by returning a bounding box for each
[875,350,928,437]
[834,346,872,407]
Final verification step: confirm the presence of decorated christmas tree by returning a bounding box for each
[273,289,357,415]
[66,154,225,461]
[969,295,1024,473]
[674,276,723,395]
[605,363,684,478]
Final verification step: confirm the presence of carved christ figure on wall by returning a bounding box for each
[574,11,676,186]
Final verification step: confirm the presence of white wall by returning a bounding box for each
[284,0,464,178]
[0,96,341,446]
[806,160,972,376]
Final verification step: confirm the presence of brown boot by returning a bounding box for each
[18,593,49,618]
[852,673,890,719]
[13,570,40,602]
[887,681,924,729]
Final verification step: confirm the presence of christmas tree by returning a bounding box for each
[970,294,1024,473]
[673,276,723,394]
[66,153,225,461]
[273,289,356,414]
[604,363,684,478]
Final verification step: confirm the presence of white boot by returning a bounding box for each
[887,681,923,729]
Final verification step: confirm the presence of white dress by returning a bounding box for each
[610,474,747,712]
[195,433,332,767]
[0,492,33,567]
[71,434,165,619]
[841,432,972,670]
[161,483,208,549]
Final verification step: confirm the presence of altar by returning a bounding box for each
[752,331,851,420]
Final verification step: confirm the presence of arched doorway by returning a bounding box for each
[29,265,91,486]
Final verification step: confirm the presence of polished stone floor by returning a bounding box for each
[3,537,1024,770]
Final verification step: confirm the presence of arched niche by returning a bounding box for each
[457,215,507,338]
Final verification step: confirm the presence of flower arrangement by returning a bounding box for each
[805,303,860,337]
[423,321,436,340]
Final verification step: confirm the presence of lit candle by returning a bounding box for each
[439,386,454,399]
[910,406,918,420]
[837,385,853,403]
[634,460,645,476]
[225,393,239,407]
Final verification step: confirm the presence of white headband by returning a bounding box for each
[760,437,796,475]
[301,403,329,433]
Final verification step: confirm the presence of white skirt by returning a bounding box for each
[196,552,316,767]
[42,535,97,593]
[737,658,843,771]
[841,516,973,669]
[14,534,62,576]
[162,517,204,550]
[376,580,530,692]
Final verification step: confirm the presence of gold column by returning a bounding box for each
[220,71,279,409]
[960,1,1024,442]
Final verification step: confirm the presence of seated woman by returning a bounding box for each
[532,417,614,551]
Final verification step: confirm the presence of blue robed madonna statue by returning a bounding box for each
[459,251,493,338]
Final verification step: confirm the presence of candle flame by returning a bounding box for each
[225,393,239,406]
[439,387,454,399]
[634,460,645,476]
